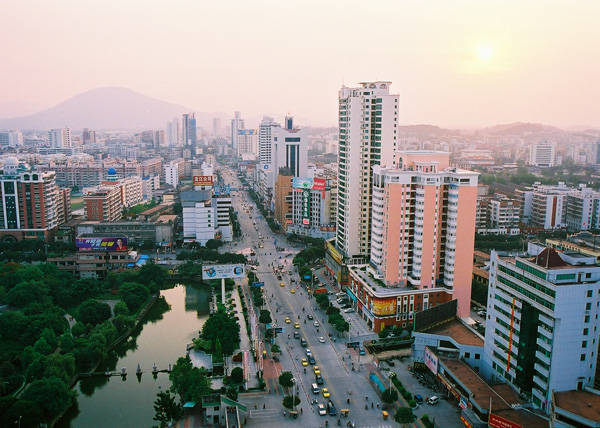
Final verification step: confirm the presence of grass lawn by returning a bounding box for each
[71,196,84,211]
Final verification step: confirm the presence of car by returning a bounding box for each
[313,365,321,375]
[294,331,300,339]
[328,400,337,416]
[280,282,285,287]
[315,374,324,385]
[290,288,296,294]
[477,310,486,317]
[322,388,330,398]
[427,396,440,405]
[305,348,312,356]
[285,317,291,324]
[258,244,264,248]
[294,322,300,329]
[414,394,424,404]
[301,358,308,367]
[313,321,320,327]
[308,355,316,365]
[307,314,314,320]
[359,346,366,355]
[343,308,354,313]
[317,403,327,416]
[300,338,308,347]
[318,336,326,343]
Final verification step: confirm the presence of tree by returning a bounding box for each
[205,239,224,250]
[271,344,281,354]
[200,306,240,355]
[394,407,414,424]
[225,386,238,401]
[169,356,212,403]
[153,390,183,427]
[6,280,50,308]
[259,309,272,324]
[78,299,112,325]
[71,321,87,337]
[21,376,75,422]
[382,388,399,404]
[230,367,244,384]
[113,300,129,316]
[282,395,300,409]
[278,371,294,389]
[137,262,167,288]
[1,399,44,427]
[119,282,150,312]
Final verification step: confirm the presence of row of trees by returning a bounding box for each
[293,244,325,281]
[176,248,246,264]
[0,240,75,263]
[0,261,168,426]
[315,294,350,334]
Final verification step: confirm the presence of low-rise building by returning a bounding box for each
[552,389,600,428]
[77,220,173,246]
[182,190,233,245]
[83,186,123,222]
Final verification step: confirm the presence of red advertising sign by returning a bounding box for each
[489,413,522,428]
[193,175,213,186]
[312,178,326,191]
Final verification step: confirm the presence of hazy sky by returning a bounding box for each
[1,0,599,128]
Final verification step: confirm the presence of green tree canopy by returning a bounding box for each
[282,395,300,409]
[259,309,272,324]
[78,299,112,325]
[230,367,244,384]
[119,282,150,312]
[382,388,399,404]
[21,376,75,422]
[169,356,211,403]
[394,407,414,424]
[200,306,240,355]
[153,390,183,427]
[278,371,294,389]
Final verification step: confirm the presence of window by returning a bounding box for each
[583,341,588,348]
[475,354,481,360]
[465,352,470,359]
[584,328,589,335]
[586,303,592,311]
[587,290,593,298]
[585,315,590,323]
[581,354,586,361]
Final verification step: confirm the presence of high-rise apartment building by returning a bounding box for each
[82,128,96,145]
[335,81,399,262]
[529,141,556,167]
[231,111,244,151]
[237,129,258,158]
[259,116,279,165]
[0,160,61,240]
[368,151,478,317]
[485,245,600,411]
[48,128,72,148]
[182,113,197,150]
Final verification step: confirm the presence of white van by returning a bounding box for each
[427,396,439,405]
[311,383,320,394]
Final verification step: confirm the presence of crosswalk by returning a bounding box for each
[248,409,281,418]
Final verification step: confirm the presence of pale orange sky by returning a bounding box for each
[1,0,599,128]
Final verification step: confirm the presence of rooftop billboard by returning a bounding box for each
[76,237,127,251]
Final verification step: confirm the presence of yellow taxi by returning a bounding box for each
[280,282,285,287]
[290,288,296,294]
[285,317,291,324]
[322,387,330,398]
[313,365,321,375]
[294,322,300,329]
[301,358,309,366]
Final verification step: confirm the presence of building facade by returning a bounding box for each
[529,141,556,167]
[83,186,123,222]
[335,81,399,262]
[367,151,478,317]
[48,127,72,148]
[485,245,600,411]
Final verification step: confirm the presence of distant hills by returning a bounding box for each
[480,122,565,135]
[0,87,199,130]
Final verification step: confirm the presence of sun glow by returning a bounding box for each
[476,44,494,62]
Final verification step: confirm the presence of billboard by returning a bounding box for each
[371,298,397,316]
[301,189,311,225]
[488,414,522,428]
[251,282,264,287]
[424,346,438,374]
[193,175,213,186]
[312,178,326,191]
[202,264,245,280]
[76,237,127,251]
[293,177,313,189]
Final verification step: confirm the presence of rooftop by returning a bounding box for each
[422,319,484,347]
[491,409,547,428]
[156,215,177,224]
[180,190,212,203]
[554,389,600,423]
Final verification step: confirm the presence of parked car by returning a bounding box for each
[359,346,366,355]
[427,396,439,405]
[343,308,354,313]
[415,394,424,404]
[327,400,337,415]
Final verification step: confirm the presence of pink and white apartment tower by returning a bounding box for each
[368,151,478,317]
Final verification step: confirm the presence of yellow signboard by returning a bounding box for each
[372,298,397,316]
[327,241,343,265]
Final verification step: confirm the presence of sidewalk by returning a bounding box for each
[234,285,259,388]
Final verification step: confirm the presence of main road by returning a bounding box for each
[220,168,394,428]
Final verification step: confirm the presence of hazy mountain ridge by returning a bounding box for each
[0,87,197,130]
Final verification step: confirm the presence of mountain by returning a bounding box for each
[481,122,564,136]
[397,124,459,136]
[0,87,195,130]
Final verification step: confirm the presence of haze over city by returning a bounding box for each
[2,0,600,128]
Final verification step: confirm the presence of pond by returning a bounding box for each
[57,284,210,428]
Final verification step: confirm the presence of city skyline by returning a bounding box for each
[1,1,599,128]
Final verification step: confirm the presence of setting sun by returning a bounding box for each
[476,44,494,62]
